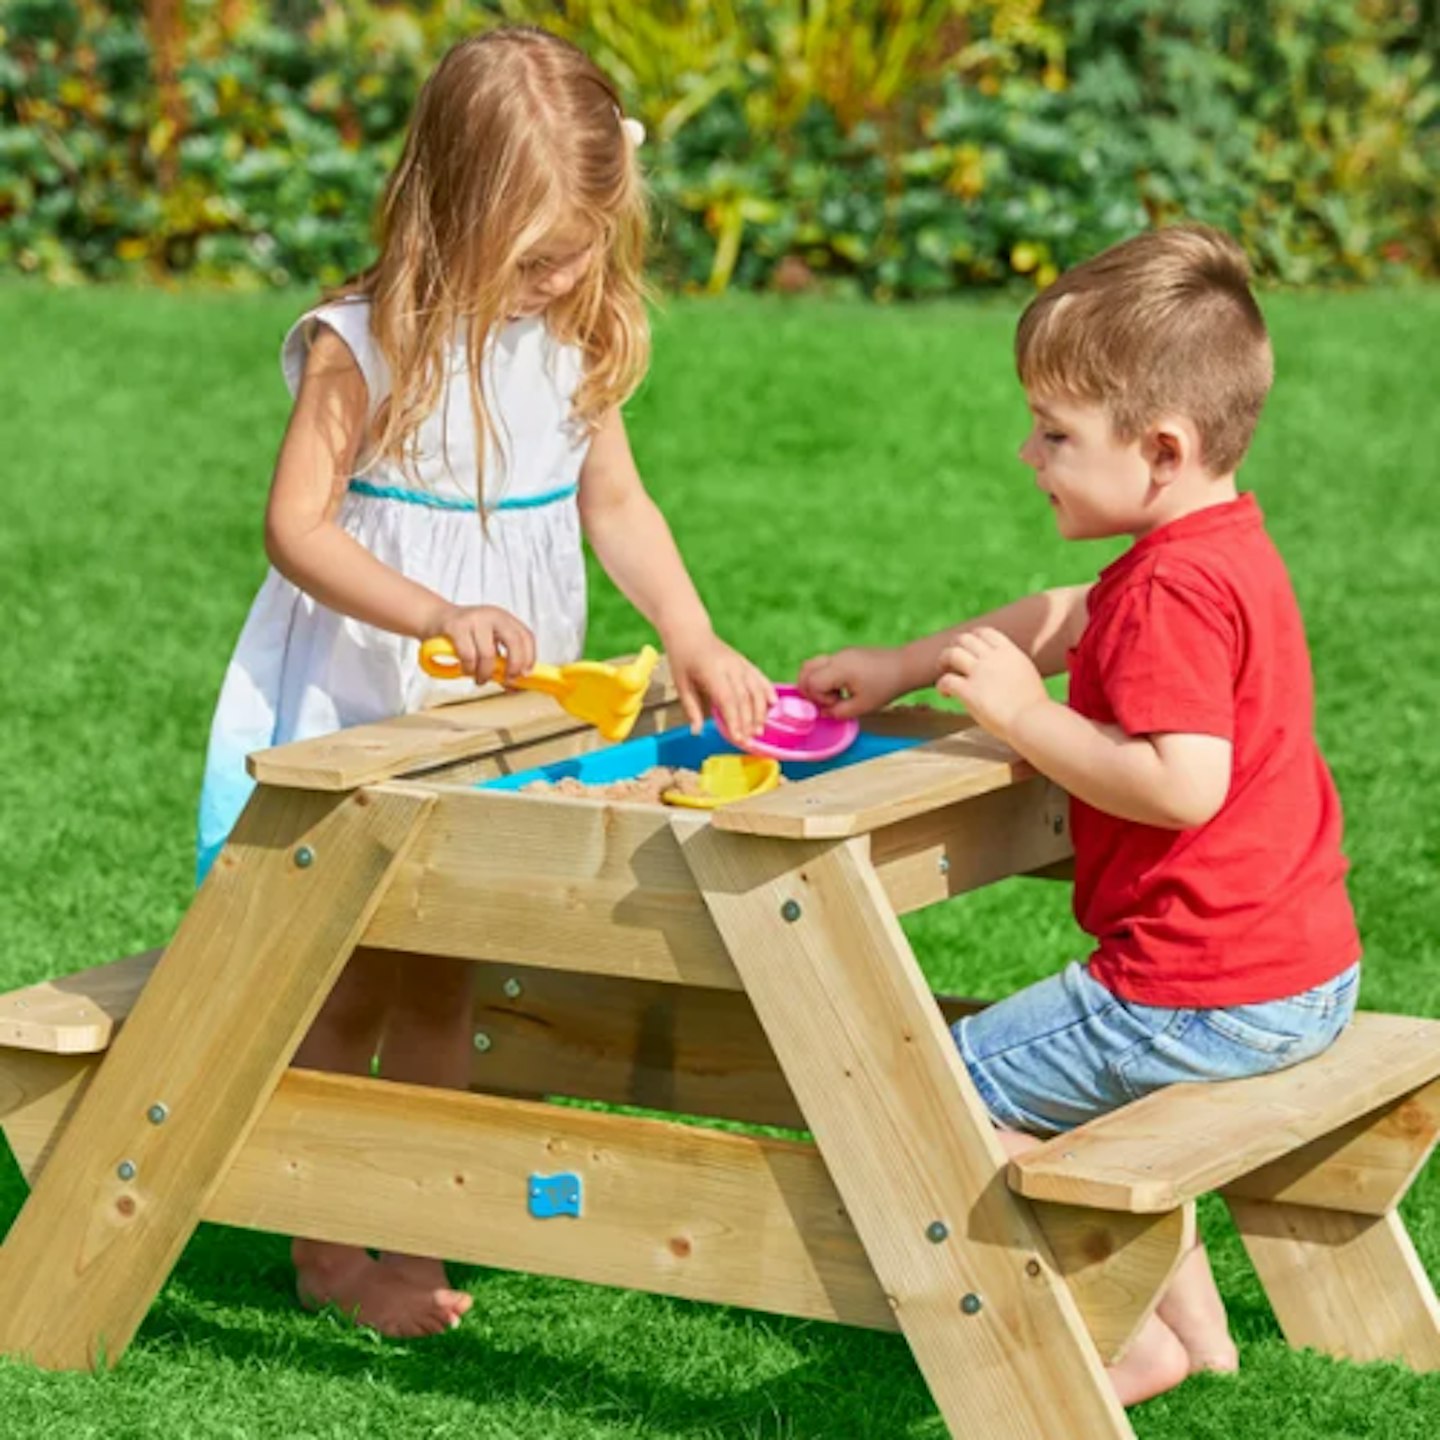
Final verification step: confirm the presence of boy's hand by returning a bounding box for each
[666,626,776,741]
[428,603,536,684]
[798,647,907,719]
[937,628,1049,742]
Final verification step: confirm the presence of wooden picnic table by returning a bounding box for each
[0,659,1435,1438]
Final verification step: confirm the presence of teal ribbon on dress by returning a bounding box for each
[347,478,578,512]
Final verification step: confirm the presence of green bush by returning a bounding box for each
[1,0,1436,293]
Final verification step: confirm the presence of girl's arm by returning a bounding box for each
[263,331,534,678]
[579,410,774,736]
[576,410,711,650]
[265,330,446,637]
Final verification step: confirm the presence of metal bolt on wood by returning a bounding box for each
[116,1160,136,1182]
[473,1031,493,1053]
[147,1103,169,1125]
[960,1293,983,1315]
[503,978,523,999]
[294,845,316,868]
[926,1221,949,1243]
[781,900,802,923]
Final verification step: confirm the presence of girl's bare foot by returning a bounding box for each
[379,1252,474,1328]
[293,1239,464,1338]
[1158,1243,1240,1375]
[1107,1312,1193,1406]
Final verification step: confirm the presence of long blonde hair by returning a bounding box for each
[332,26,650,496]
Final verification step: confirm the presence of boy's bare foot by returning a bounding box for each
[379,1252,474,1328]
[293,1239,465,1338]
[1107,1312,1192,1406]
[1158,1243,1240,1375]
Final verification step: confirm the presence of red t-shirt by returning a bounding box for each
[1068,494,1360,1006]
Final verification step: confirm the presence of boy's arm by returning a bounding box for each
[900,584,1092,686]
[800,584,1091,718]
[1011,706,1232,829]
[940,629,1232,830]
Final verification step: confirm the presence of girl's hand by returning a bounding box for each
[937,628,1048,742]
[667,627,776,741]
[427,604,536,684]
[798,646,908,719]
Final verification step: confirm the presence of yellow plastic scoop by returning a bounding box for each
[420,638,659,743]
[663,753,781,810]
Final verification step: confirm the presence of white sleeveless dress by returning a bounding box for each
[196,298,591,880]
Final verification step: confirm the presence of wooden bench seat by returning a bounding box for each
[0,951,162,1054]
[1009,1010,1440,1213]
[1006,1009,1440,1373]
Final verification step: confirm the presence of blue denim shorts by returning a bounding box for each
[952,960,1360,1136]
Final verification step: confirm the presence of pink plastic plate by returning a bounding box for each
[715,685,860,763]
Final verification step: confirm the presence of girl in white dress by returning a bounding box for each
[197,26,773,1339]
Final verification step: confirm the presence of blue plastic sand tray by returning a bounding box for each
[480,720,925,794]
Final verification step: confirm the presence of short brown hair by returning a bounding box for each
[1015,225,1273,475]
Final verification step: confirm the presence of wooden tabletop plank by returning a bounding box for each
[248,654,676,791]
[712,724,1034,839]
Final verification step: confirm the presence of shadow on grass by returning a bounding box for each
[143,1232,940,1436]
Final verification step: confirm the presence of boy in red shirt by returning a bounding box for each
[800,225,1360,1406]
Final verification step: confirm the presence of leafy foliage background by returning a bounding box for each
[3,0,1438,293]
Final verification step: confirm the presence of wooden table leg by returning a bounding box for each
[0,783,433,1370]
[680,821,1133,1440]
[1223,1079,1440,1215]
[1030,1200,1194,1363]
[1227,1198,1440,1370]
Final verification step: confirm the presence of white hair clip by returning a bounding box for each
[620,116,646,147]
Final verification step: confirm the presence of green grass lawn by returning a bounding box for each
[1,281,1437,1438]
